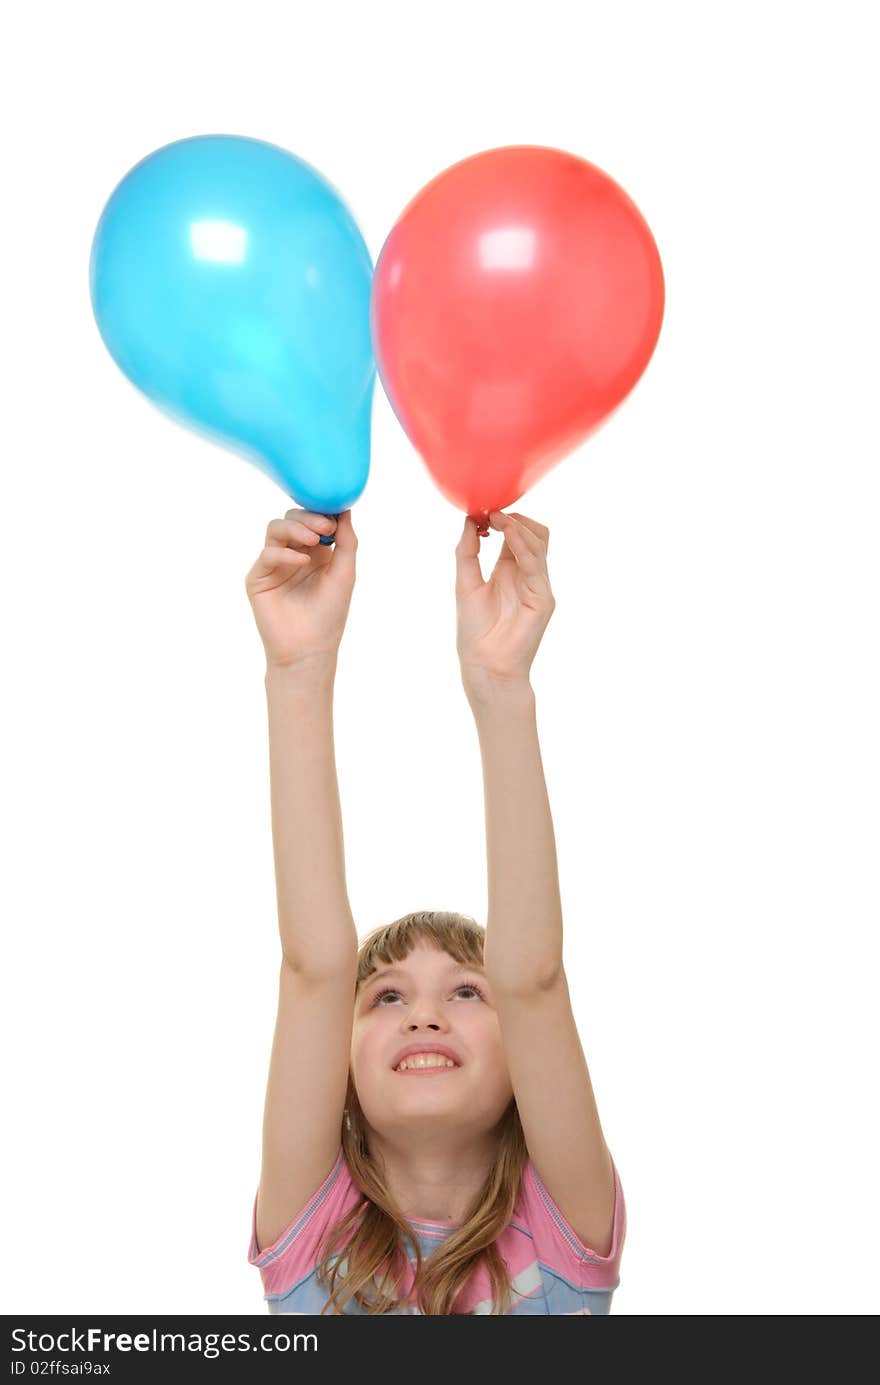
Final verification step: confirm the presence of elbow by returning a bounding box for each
[280,946,358,985]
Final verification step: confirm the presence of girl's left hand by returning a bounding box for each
[455,510,556,694]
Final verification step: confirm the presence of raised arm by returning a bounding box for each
[455,510,616,1256]
[245,508,359,1250]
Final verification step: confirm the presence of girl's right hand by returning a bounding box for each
[245,508,357,671]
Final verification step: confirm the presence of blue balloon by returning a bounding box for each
[89,135,374,516]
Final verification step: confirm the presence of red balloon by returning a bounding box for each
[371,146,665,525]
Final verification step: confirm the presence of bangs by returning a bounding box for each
[356,911,485,989]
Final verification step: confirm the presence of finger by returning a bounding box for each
[248,545,310,583]
[325,507,356,578]
[283,508,338,537]
[267,517,323,548]
[489,511,546,558]
[506,512,550,551]
[489,514,546,577]
[483,512,518,580]
[455,516,484,599]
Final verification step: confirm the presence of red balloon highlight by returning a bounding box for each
[371,146,665,523]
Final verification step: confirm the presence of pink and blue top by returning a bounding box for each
[249,1147,625,1315]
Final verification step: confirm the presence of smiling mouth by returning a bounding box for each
[394,1056,460,1074]
[394,1065,459,1076]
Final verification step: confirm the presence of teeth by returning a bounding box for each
[397,1055,456,1071]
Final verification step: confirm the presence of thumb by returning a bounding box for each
[329,508,357,575]
[455,515,483,601]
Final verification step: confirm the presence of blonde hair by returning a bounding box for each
[315,910,528,1315]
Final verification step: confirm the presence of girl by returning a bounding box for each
[244,506,625,1315]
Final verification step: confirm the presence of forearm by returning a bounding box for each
[264,659,357,974]
[466,679,564,990]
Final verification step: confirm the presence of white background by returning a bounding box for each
[2,0,877,1316]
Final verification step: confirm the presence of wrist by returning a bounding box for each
[462,670,535,714]
[265,653,337,689]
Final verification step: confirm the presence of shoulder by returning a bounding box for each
[510,1156,626,1290]
[248,1146,364,1297]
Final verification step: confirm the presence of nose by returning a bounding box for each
[403,998,447,1033]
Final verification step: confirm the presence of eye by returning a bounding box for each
[369,980,486,1008]
[371,987,402,1007]
[455,982,486,1000]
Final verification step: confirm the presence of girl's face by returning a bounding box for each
[350,941,514,1142]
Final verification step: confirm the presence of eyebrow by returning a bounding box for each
[362,960,483,990]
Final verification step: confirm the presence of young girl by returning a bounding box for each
[244,505,625,1315]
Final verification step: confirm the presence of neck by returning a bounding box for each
[365,1128,498,1223]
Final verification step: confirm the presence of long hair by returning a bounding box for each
[315,910,529,1315]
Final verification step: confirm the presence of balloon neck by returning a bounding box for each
[469,510,491,538]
